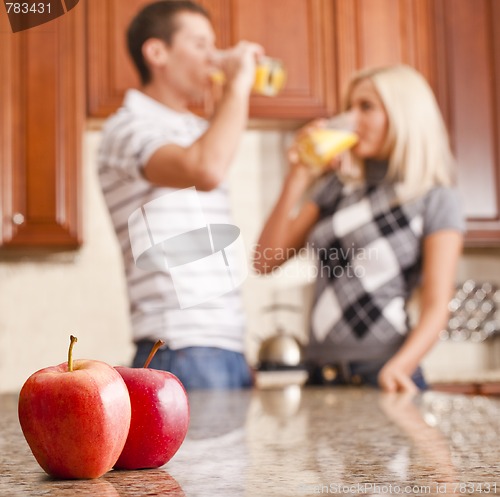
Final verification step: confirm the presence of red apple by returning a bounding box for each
[113,341,189,470]
[18,336,131,479]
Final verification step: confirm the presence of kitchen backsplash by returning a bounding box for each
[0,130,499,392]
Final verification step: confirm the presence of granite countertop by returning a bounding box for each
[1,387,500,496]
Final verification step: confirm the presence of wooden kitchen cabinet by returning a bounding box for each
[86,0,337,119]
[333,0,438,101]
[432,0,500,245]
[334,0,500,244]
[0,6,84,248]
[85,0,449,120]
[432,381,500,396]
[86,0,237,118]
[85,0,441,119]
[1,1,497,249]
[85,0,500,244]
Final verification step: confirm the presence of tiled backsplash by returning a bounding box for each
[443,281,500,343]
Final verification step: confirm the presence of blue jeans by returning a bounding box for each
[350,362,428,390]
[133,341,253,391]
[308,360,428,390]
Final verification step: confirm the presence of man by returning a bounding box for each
[98,0,262,389]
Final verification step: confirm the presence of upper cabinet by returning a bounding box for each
[2,0,499,248]
[432,0,500,245]
[0,5,84,248]
[86,0,338,119]
[333,0,500,244]
[227,0,336,118]
[333,0,438,97]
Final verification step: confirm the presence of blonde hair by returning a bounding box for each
[341,65,454,200]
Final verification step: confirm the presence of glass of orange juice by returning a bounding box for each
[296,113,359,171]
[252,57,285,96]
[211,56,286,97]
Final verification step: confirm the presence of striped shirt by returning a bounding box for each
[97,89,246,352]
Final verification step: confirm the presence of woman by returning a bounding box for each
[253,65,464,393]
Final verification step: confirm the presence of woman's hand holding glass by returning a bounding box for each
[285,119,344,196]
[294,113,358,171]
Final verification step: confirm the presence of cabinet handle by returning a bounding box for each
[12,213,25,226]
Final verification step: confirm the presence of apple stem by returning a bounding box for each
[143,340,165,368]
[68,335,78,372]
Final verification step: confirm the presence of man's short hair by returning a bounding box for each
[127,0,210,85]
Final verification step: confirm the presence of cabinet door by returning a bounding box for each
[86,0,147,117]
[335,0,500,244]
[433,0,500,245]
[86,0,336,119]
[0,8,84,248]
[231,0,336,118]
[86,0,231,117]
[334,0,437,100]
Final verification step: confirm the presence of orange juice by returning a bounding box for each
[252,57,285,96]
[297,114,358,169]
[211,57,286,97]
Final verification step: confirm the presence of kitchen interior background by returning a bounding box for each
[2,0,500,393]
[0,128,499,393]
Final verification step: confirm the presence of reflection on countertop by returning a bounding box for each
[1,387,500,496]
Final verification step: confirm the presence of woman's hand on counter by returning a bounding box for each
[377,362,419,394]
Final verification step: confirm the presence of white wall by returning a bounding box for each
[0,132,134,393]
[0,130,499,392]
[228,128,315,365]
